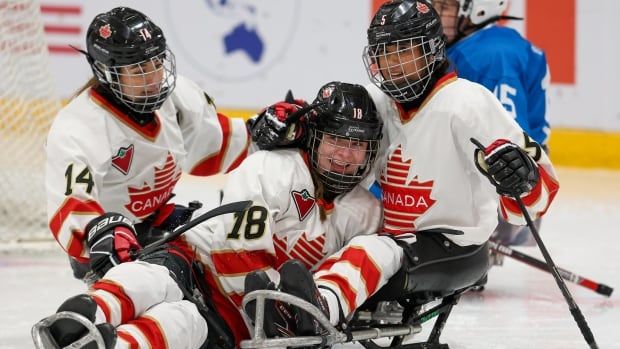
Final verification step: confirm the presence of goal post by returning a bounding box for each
[0,0,61,244]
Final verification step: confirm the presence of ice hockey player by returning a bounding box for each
[432,0,551,246]
[45,7,249,282]
[247,0,560,337]
[40,81,386,348]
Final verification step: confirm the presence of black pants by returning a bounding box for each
[367,230,489,304]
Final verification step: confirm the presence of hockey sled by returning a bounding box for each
[241,287,471,349]
[32,311,107,349]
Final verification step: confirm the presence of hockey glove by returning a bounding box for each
[247,100,307,150]
[85,213,141,278]
[473,138,540,197]
[48,294,117,349]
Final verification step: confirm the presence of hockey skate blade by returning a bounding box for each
[32,311,107,349]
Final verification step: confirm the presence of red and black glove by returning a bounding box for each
[247,100,308,150]
[474,139,540,197]
[85,213,141,278]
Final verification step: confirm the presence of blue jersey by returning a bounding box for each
[448,25,550,145]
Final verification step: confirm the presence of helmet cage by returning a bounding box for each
[93,48,176,114]
[308,128,380,195]
[363,36,442,103]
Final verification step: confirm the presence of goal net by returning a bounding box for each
[0,0,61,246]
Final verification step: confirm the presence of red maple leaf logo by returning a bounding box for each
[99,24,112,39]
[111,144,134,175]
[416,1,430,14]
[124,153,181,219]
[291,189,316,221]
[380,146,436,233]
[273,232,326,269]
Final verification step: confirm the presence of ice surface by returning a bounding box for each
[2,168,619,348]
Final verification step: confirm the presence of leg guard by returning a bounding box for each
[371,230,490,301]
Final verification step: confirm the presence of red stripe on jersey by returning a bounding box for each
[190,113,232,176]
[225,133,250,173]
[48,197,104,259]
[296,238,324,262]
[383,218,416,231]
[227,293,244,307]
[117,330,139,349]
[90,89,161,141]
[315,274,357,313]
[92,280,135,324]
[127,317,166,349]
[383,209,419,222]
[317,246,381,296]
[385,158,409,167]
[273,233,326,269]
[500,166,559,217]
[168,238,248,344]
[288,248,315,269]
[211,250,275,276]
[204,266,249,346]
[91,294,112,323]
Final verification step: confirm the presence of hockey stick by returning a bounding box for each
[471,138,599,349]
[137,200,252,257]
[489,240,613,297]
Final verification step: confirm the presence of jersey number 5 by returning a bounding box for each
[227,206,268,240]
[493,83,517,119]
[64,164,94,195]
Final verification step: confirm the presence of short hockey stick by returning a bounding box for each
[138,200,252,257]
[471,138,599,349]
[488,240,613,297]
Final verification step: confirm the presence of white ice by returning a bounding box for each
[1,167,619,348]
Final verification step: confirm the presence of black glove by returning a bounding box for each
[85,213,141,278]
[48,294,116,349]
[247,101,307,150]
[473,139,540,197]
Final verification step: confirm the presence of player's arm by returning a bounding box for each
[46,120,140,274]
[455,84,559,226]
[46,120,106,262]
[247,96,308,151]
[172,76,250,176]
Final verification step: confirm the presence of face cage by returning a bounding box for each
[309,129,379,195]
[363,37,438,103]
[102,48,177,114]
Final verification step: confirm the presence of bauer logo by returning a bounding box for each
[162,0,301,81]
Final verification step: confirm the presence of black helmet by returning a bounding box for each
[362,0,446,103]
[86,7,176,114]
[307,82,383,195]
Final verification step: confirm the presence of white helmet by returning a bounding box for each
[459,0,508,25]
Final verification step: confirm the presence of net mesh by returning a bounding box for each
[0,0,61,244]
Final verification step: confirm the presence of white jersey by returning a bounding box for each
[365,73,559,246]
[46,76,249,260]
[177,149,383,342]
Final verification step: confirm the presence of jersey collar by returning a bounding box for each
[397,72,458,124]
[89,88,162,141]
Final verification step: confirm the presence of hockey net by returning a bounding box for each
[0,0,61,249]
